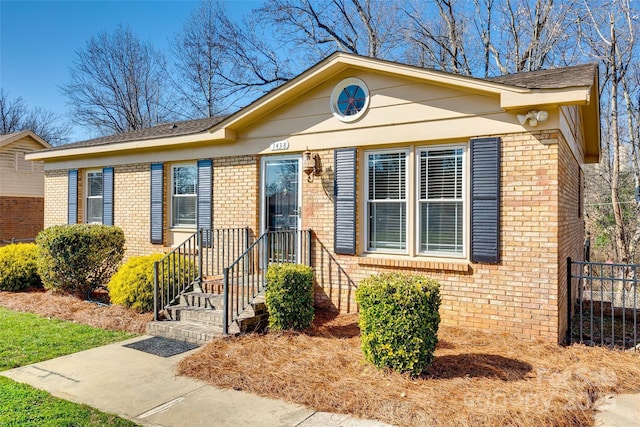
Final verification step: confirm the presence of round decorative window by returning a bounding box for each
[330,78,369,122]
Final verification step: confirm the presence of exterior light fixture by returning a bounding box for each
[517,110,549,127]
[303,149,321,182]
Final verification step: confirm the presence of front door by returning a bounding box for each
[262,156,301,262]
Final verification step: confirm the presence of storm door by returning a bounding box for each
[261,156,302,263]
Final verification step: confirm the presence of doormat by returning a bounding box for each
[124,336,199,357]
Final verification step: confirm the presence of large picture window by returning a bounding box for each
[86,170,103,224]
[171,164,197,228]
[418,147,464,256]
[366,151,408,252]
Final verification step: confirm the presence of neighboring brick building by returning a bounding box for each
[0,131,50,244]
[28,53,600,343]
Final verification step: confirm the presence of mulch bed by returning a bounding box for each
[177,309,640,427]
[0,288,151,334]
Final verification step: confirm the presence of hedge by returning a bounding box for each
[265,263,314,331]
[36,224,125,298]
[0,243,42,291]
[355,272,441,376]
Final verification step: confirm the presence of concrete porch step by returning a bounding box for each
[146,320,227,346]
[148,290,269,345]
[180,292,224,309]
[165,305,224,326]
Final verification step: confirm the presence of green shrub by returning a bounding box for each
[0,243,42,291]
[36,224,125,298]
[265,263,314,331]
[108,254,162,312]
[355,273,441,376]
[108,253,194,313]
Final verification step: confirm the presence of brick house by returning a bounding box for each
[28,53,600,343]
[0,130,50,244]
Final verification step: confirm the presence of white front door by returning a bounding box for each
[261,156,302,262]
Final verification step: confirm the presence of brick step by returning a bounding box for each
[146,320,227,346]
[180,292,224,309]
[165,305,224,326]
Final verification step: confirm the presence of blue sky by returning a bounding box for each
[0,0,261,141]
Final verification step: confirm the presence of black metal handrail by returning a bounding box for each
[222,229,312,334]
[153,227,250,321]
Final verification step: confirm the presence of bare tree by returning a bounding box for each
[404,0,473,75]
[0,89,27,134]
[259,0,404,60]
[580,0,637,263]
[0,89,70,146]
[621,64,640,262]
[172,0,224,118]
[488,0,579,74]
[62,25,174,135]
[172,1,292,114]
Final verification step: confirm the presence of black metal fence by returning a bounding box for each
[568,257,639,350]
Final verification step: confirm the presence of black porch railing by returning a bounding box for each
[222,229,312,334]
[153,227,250,320]
[568,257,639,350]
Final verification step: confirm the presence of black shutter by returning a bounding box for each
[68,169,78,224]
[102,167,114,226]
[470,137,501,263]
[197,159,212,231]
[150,163,164,244]
[197,159,213,245]
[334,148,357,255]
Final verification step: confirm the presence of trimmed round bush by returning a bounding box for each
[36,224,125,297]
[108,253,163,312]
[0,243,43,291]
[265,263,314,331]
[355,272,441,376]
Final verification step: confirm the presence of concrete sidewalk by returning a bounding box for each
[1,335,389,427]
[594,393,640,427]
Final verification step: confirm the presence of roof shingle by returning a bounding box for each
[488,63,598,89]
[45,116,225,152]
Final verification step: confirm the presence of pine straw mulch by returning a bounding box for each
[0,288,151,334]
[177,309,640,427]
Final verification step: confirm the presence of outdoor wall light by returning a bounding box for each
[517,110,549,127]
[303,149,322,182]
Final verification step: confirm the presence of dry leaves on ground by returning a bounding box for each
[178,310,640,427]
[0,288,150,334]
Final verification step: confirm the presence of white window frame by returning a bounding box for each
[170,163,198,229]
[85,169,103,224]
[364,149,409,254]
[416,144,467,258]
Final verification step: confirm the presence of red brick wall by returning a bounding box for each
[0,196,44,242]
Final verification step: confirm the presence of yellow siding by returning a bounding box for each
[0,137,46,197]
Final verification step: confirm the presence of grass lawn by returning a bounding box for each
[0,377,136,427]
[0,306,134,371]
[0,306,138,426]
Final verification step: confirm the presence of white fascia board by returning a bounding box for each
[25,129,235,161]
[500,87,591,110]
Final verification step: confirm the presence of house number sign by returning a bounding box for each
[270,140,289,151]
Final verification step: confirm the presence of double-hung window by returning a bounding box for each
[171,164,197,228]
[418,147,464,256]
[86,170,103,224]
[366,150,408,252]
